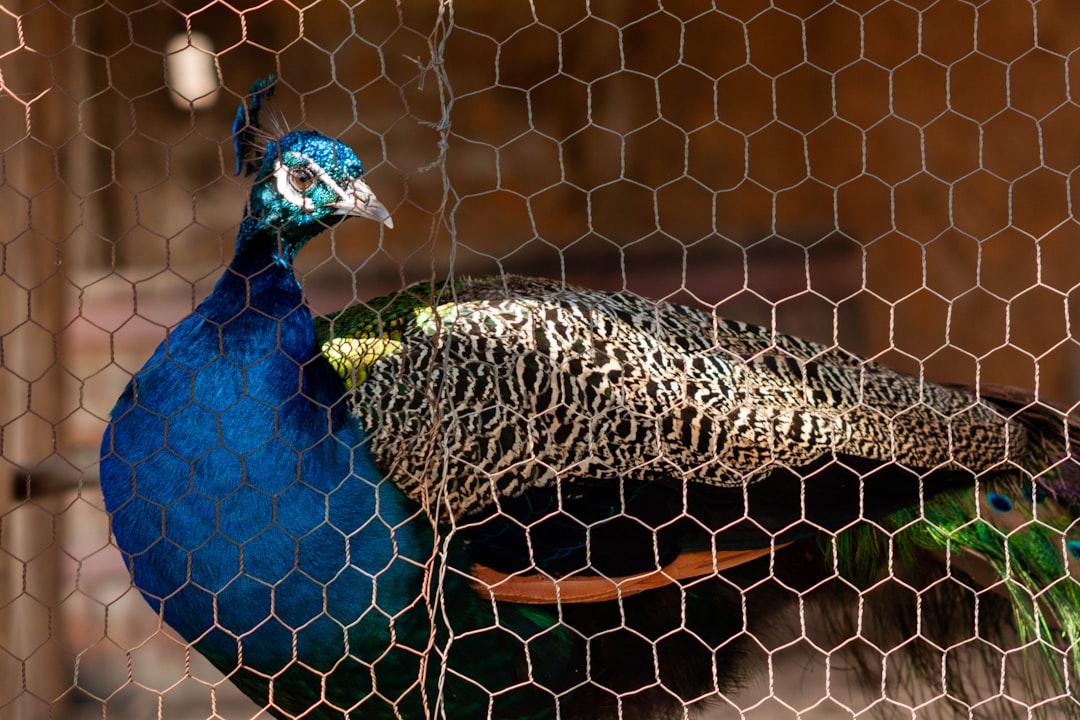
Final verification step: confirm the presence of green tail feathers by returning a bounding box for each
[834,474,1080,693]
[826,389,1080,703]
[914,479,1080,670]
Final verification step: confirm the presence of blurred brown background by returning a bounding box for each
[2,0,1080,718]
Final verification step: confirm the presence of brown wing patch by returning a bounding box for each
[467,545,789,604]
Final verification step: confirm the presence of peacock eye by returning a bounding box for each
[986,491,1013,513]
[288,166,317,193]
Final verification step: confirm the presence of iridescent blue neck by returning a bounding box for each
[234,212,303,266]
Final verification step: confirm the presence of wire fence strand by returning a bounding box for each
[3,1,1080,719]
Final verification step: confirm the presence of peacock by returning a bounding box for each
[100,77,1080,720]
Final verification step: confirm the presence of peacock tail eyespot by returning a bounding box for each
[986,491,1014,513]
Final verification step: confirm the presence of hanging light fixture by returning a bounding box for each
[166,32,220,110]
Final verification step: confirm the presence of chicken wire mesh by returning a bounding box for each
[3,0,1080,718]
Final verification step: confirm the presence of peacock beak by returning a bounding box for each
[333,178,394,229]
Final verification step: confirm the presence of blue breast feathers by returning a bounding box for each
[97,114,420,688]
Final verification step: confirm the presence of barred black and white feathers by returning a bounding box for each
[322,275,1024,517]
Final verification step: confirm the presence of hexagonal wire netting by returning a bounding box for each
[3,0,1080,718]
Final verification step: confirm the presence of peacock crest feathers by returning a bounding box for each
[233,74,288,176]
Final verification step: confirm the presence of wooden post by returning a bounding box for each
[0,3,81,717]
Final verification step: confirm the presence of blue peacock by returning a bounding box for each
[101,78,1080,719]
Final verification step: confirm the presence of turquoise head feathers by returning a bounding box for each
[232,76,393,260]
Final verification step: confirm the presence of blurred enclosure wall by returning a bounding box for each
[2,0,1080,718]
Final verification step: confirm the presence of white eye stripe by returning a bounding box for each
[272,157,352,213]
[307,158,351,202]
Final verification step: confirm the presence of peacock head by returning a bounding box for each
[244,130,393,258]
[233,77,392,260]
